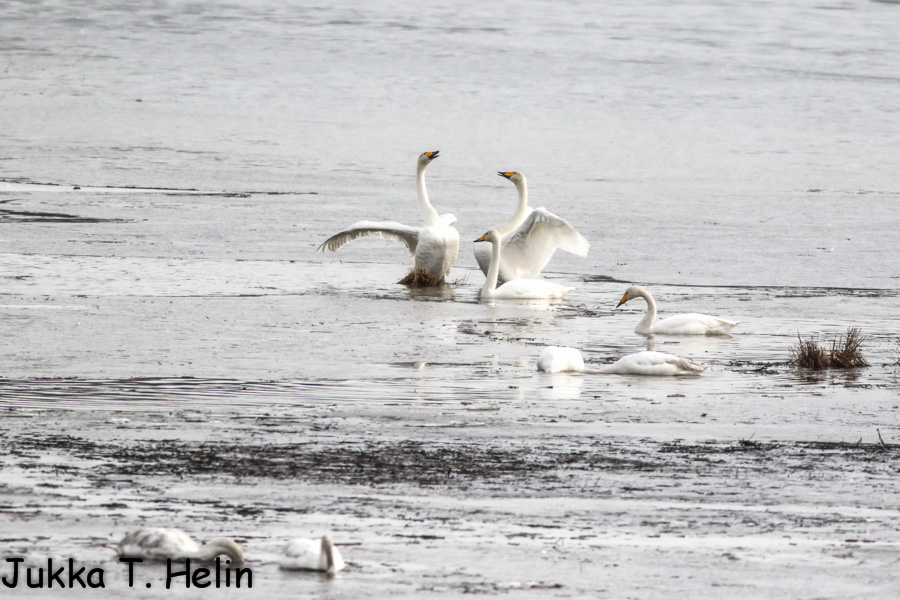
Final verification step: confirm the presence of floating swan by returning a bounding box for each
[475,230,573,299]
[473,171,589,284]
[316,151,460,286]
[279,535,345,575]
[116,528,244,565]
[537,347,707,376]
[588,350,707,376]
[537,346,585,373]
[616,285,740,335]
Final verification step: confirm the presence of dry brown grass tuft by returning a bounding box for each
[398,268,445,288]
[791,336,829,370]
[790,327,869,370]
[828,327,869,368]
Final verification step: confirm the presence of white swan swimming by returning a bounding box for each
[116,528,244,565]
[316,151,460,286]
[475,229,573,299]
[473,171,589,284]
[616,285,740,335]
[279,535,345,575]
[537,346,707,376]
[537,346,585,373]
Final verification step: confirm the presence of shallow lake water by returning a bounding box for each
[1,1,900,598]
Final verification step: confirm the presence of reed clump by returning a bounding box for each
[790,327,869,370]
[398,268,444,287]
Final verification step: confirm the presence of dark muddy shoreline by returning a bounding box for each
[3,391,900,597]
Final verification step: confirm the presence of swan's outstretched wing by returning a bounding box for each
[502,208,590,279]
[316,221,421,256]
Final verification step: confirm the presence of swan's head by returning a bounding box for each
[498,171,526,186]
[209,538,245,567]
[418,151,440,167]
[616,285,644,308]
[474,230,501,244]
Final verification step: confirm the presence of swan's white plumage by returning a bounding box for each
[474,172,589,283]
[475,229,573,300]
[588,351,707,376]
[617,285,740,336]
[116,528,244,565]
[316,151,459,283]
[537,346,585,373]
[279,535,345,574]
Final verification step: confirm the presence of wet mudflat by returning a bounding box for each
[2,372,900,599]
[1,242,900,597]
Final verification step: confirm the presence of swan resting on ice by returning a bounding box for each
[537,346,707,376]
[316,151,460,286]
[279,535,345,575]
[616,285,740,335]
[116,528,244,565]
[474,171,589,284]
[475,229,573,299]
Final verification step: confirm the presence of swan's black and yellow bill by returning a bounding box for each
[498,171,516,179]
[615,293,629,308]
[474,233,489,243]
[426,151,440,160]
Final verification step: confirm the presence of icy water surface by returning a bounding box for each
[2,1,900,598]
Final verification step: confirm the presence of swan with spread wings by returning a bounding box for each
[317,151,459,286]
[473,171,589,284]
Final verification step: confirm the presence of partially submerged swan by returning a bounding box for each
[588,350,707,376]
[537,347,707,376]
[116,528,244,565]
[279,535,345,575]
[616,285,740,335]
[537,346,585,373]
[473,171,589,284]
[317,151,460,286]
[474,230,573,299]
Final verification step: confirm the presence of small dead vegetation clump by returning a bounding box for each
[398,267,445,287]
[790,327,869,370]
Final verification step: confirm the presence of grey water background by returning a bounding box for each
[3,0,899,284]
[2,2,900,598]
[2,0,898,386]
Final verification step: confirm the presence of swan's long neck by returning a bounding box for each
[196,540,243,566]
[416,162,442,226]
[322,537,336,574]
[496,178,530,236]
[635,287,657,334]
[481,237,502,297]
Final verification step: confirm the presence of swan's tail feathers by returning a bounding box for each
[315,221,421,256]
[399,267,445,287]
[708,320,741,335]
[668,357,708,375]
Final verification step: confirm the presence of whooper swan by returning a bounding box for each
[473,171,589,284]
[475,230,573,299]
[279,535,345,575]
[317,151,460,286]
[116,528,244,565]
[616,285,740,336]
